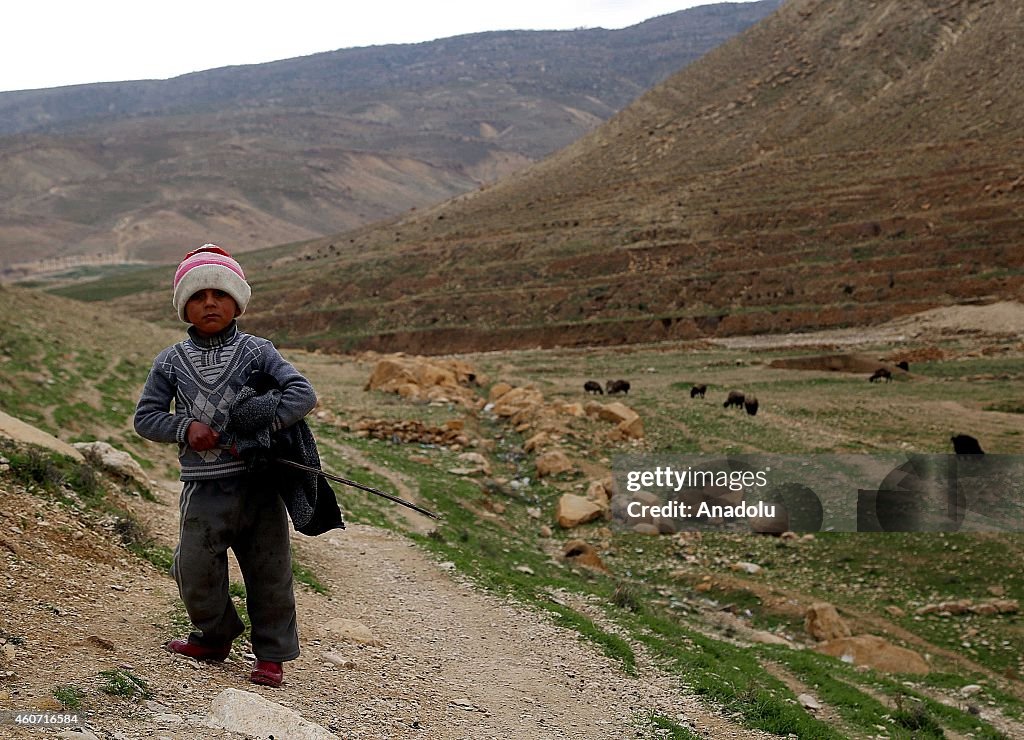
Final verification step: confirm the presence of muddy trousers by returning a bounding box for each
[171,475,300,662]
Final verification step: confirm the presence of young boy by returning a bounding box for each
[134,244,316,688]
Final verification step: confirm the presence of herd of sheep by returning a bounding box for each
[583,359,987,455]
[584,362,912,420]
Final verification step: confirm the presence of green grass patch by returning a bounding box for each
[99,669,152,700]
[52,685,84,710]
[637,711,703,739]
[292,556,328,595]
[128,542,174,572]
[985,399,1024,414]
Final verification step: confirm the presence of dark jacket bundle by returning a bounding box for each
[225,370,344,536]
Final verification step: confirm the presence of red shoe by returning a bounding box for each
[165,637,232,662]
[250,659,284,687]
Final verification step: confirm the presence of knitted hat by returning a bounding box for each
[172,244,251,322]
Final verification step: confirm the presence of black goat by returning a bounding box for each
[723,390,745,409]
[869,368,892,383]
[744,395,759,416]
[606,379,630,395]
[690,384,707,399]
[951,434,984,455]
[583,380,604,395]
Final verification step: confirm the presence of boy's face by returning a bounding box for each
[185,289,240,337]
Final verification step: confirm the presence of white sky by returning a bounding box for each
[3,1,760,93]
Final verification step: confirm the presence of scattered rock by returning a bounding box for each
[524,431,552,452]
[585,479,611,510]
[748,630,790,646]
[455,451,491,475]
[915,598,1018,616]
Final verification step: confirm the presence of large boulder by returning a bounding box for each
[556,494,604,528]
[491,386,545,419]
[536,450,573,477]
[587,401,645,439]
[72,441,149,487]
[816,635,929,674]
[805,603,851,641]
[562,539,608,570]
[206,689,337,739]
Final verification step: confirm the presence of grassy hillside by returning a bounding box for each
[3,284,1022,737]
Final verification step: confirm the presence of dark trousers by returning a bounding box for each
[171,475,300,662]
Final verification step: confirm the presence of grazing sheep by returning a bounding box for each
[896,361,909,372]
[690,383,707,399]
[744,395,759,416]
[606,379,631,395]
[583,380,604,395]
[951,434,984,455]
[723,390,745,409]
[869,368,892,383]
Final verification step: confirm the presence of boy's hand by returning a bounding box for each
[186,421,220,451]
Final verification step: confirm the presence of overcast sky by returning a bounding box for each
[3,1,760,93]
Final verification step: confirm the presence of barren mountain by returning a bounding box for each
[0,1,780,271]
[166,0,1023,355]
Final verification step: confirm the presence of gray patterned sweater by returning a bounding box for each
[133,322,317,481]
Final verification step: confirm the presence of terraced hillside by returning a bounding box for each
[150,0,1024,355]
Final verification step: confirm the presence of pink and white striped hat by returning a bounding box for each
[172,244,251,322]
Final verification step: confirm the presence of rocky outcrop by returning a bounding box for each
[364,354,484,408]
[0,410,83,461]
[815,635,930,675]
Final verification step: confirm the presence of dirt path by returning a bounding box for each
[1,454,771,739]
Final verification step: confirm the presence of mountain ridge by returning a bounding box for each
[0,1,781,270]
[221,0,1024,352]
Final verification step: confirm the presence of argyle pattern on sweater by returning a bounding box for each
[134,322,317,481]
